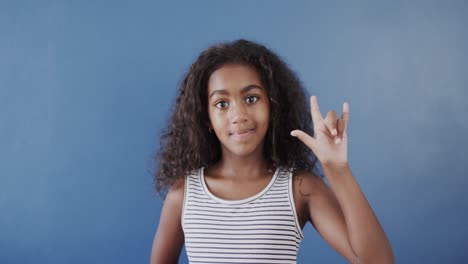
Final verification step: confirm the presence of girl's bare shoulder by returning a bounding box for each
[292,169,329,203]
[165,177,185,204]
[290,169,326,227]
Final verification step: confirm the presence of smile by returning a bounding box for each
[230,129,255,139]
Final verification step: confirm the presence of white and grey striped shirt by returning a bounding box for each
[182,166,304,263]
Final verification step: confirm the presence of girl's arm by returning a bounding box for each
[321,163,394,264]
[150,179,185,264]
[295,171,362,263]
[297,167,393,264]
[291,96,394,263]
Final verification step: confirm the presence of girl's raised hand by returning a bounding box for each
[290,96,349,167]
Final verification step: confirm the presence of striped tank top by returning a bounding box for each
[181,166,304,263]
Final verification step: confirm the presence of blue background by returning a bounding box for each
[1,0,467,263]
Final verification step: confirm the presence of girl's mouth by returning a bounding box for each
[230,129,255,139]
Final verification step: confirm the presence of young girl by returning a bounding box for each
[150,39,394,264]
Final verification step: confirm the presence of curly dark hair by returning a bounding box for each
[151,39,322,195]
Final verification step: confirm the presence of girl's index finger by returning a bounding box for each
[310,96,324,123]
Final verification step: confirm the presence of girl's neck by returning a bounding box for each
[209,156,274,182]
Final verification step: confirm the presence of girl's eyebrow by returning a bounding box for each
[209,84,263,99]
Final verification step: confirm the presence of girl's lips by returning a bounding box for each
[236,129,252,134]
[230,129,254,138]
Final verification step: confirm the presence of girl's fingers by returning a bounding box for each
[325,110,339,137]
[310,96,324,125]
[337,118,345,141]
[339,102,350,138]
[304,97,349,145]
[341,101,350,122]
[290,129,317,151]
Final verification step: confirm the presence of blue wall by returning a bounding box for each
[1,1,467,263]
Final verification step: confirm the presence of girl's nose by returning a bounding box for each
[230,101,249,124]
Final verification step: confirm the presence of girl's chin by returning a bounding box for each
[220,143,263,157]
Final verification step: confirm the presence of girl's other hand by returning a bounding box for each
[290,96,349,167]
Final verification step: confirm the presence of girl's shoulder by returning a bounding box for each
[291,169,326,197]
[164,177,185,205]
[169,166,201,185]
[165,167,200,202]
[170,177,185,191]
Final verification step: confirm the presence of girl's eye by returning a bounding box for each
[246,95,259,104]
[214,95,259,109]
[215,101,228,109]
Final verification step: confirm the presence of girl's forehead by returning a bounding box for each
[207,64,263,93]
[208,84,264,101]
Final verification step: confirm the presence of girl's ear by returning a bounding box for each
[206,122,214,135]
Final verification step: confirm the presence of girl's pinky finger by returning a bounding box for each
[337,118,346,139]
[341,101,350,121]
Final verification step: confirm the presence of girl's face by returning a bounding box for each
[207,63,270,157]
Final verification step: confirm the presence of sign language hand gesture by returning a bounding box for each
[290,96,349,167]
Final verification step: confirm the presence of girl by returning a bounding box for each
[150,39,394,264]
